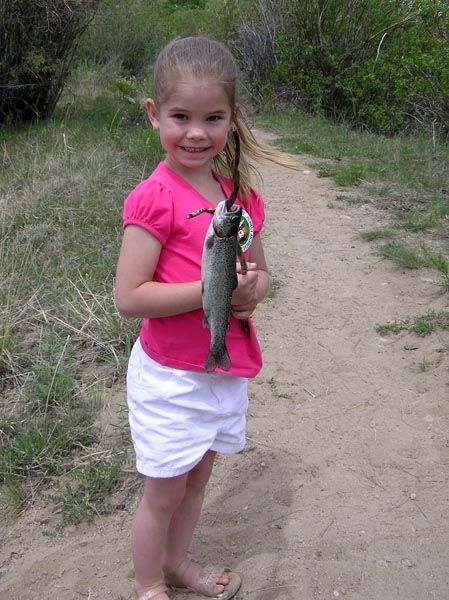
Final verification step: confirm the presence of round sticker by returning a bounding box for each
[238,209,254,252]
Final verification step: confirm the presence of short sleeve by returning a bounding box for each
[123,179,174,245]
[246,188,265,236]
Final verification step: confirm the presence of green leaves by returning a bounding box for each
[238,0,449,135]
[1,1,99,124]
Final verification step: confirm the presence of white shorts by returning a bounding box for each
[126,339,249,478]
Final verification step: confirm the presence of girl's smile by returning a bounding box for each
[147,78,234,179]
[180,147,209,152]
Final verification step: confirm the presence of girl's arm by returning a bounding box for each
[115,224,202,318]
[231,235,270,320]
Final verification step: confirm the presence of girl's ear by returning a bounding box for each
[146,98,159,129]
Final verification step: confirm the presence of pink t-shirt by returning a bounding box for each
[123,162,265,378]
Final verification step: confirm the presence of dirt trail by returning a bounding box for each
[2,129,449,600]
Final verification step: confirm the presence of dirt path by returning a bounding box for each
[2,129,449,600]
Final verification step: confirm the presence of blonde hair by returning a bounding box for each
[153,36,297,200]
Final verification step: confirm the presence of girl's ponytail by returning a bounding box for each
[214,111,298,201]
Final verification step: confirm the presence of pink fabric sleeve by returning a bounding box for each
[247,189,265,236]
[123,180,174,245]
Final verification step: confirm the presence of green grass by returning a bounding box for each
[272,105,449,334]
[257,111,449,195]
[318,162,366,186]
[375,241,422,269]
[268,377,291,399]
[257,111,449,281]
[258,111,449,291]
[44,452,126,532]
[395,210,439,233]
[419,242,449,289]
[0,65,163,524]
[374,240,449,288]
[376,310,449,338]
[360,228,397,241]
[418,359,431,372]
[413,317,435,337]
[376,320,410,336]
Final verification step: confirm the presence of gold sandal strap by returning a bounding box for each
[196,564,227,594]
[137,583,168,599]
[171,555,194,579]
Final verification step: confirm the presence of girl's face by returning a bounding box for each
[147,77,234,178]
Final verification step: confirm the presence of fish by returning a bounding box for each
[188,130,249,372]
[201,200,243,371]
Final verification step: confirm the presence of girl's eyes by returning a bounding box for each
[170,114,223,122]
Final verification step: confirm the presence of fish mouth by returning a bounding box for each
[212,203,242,237]
[225,205,242,220]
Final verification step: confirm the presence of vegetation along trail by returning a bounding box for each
[1,129,448,600]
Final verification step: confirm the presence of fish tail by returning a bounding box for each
[205,345,231,372]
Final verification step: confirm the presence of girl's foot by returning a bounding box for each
[165,556,241,598]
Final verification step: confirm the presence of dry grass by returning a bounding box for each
[0,66,162,523]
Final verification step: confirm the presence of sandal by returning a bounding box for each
[166,556,241,599]
[137,583,170,600]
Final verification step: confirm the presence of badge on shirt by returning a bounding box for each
[238,209,254,252]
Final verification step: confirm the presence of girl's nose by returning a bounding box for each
[186,127,206,139]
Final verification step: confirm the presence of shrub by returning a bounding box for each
[76,0,161,74]
[235,0,449,136]
[0,0,99,124]
[76,0,240,75]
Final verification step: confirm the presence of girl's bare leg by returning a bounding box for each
[163,450,229,594]
[132,473,188,598]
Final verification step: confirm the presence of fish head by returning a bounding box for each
[212,200,242,238]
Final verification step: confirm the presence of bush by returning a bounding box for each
[0,0,99,124]
[235,0,449,136]
[76,0,161,74]
[76,0,240,75]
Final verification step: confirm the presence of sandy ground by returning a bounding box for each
[1,129,449,600]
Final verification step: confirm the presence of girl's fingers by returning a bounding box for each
[236,261,257,274]
[232,309,253,320]
[232,300,257,313]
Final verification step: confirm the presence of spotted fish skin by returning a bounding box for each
[201,200,242,372]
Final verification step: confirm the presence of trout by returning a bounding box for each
[201,200,243,372]
[188,130,248,371]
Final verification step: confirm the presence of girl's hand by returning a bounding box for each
[231,262,259,319]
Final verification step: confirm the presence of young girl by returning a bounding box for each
[115,36,295,600]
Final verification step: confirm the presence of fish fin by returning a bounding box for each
[233,273,238,290]
[203,314,209,329]
[240,319,251,338]
[205,346,231,372]
[205,234,214,249]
